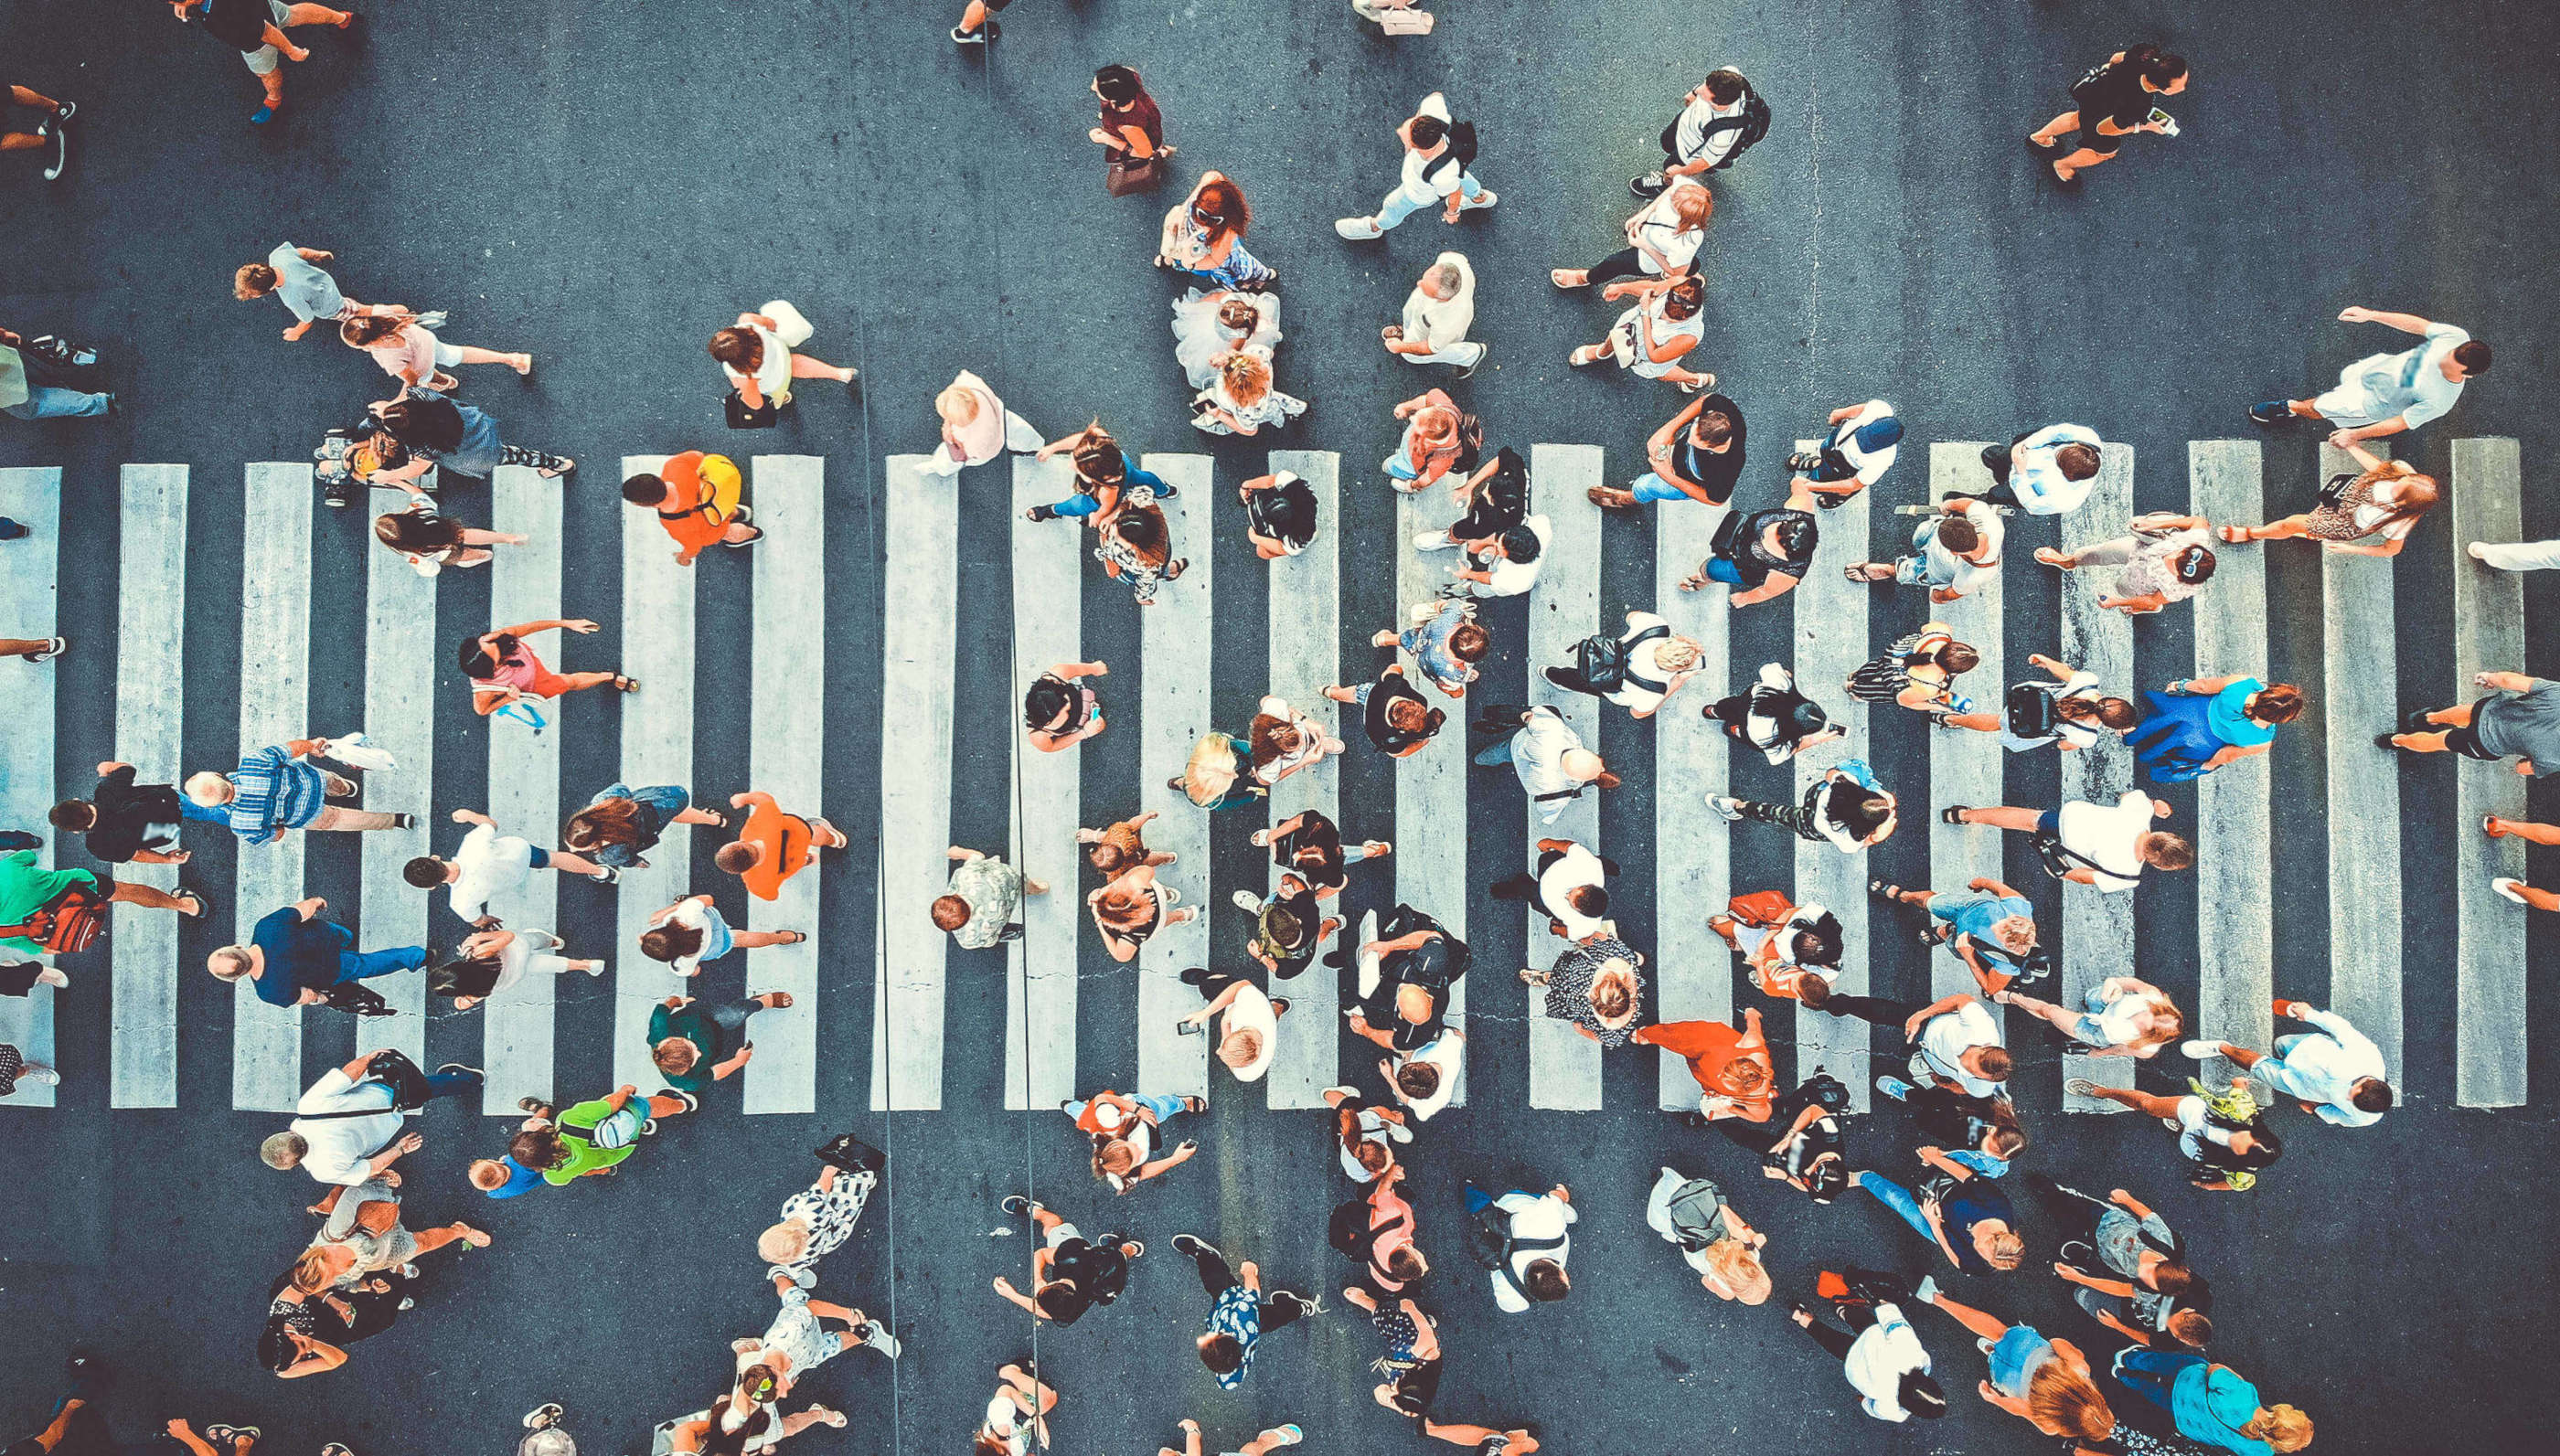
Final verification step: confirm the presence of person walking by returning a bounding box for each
[1157,173,1277,291]
[2027,45,2189,186]
[1707,663,1841,765]
[623,452,762,562]
[1935,653,2137,754]
[718,791,848,900]
[2129,675,2304,782]
[371,490,528,577]
[1675,477,1819,605]
[427,927,604,1011]
[2107,1351,2313,1456]
[1463,1182,1573,1312]
[235,242,398,341]
[2028,1175,2213,1352]
[208,897,424,1011]
[976,1364,1060,1456]
[1872,877,2043,997]
[1542,610,1703,719]
[1090,64,1170,194]
[1382,387,1478,494]
[1707,759,1899,854]
[1449,516,1552,599]
[709,303,856,416]
[1094,494,1187,606]
[2183,999,2393,1126]
[1341,905,1469,1056]
[1521,935,1646,1047]
[933,845,1045,951]
[1252,809,1385,902]
[0,1040,61,1096]
[406,806,614,927]
[1787,1268,1948,1423]
[948,0,1009,43]
[1631,68,1768,196]
[1942,792,2192,892]
[560,782,723,870]
[1069,1088,1203,1194]
[1173,1234,1320,1387]
[927,371,1046,479]
[2464,535,2560,573]
[1336,91,1493,239]
[1822,991,2011,1099]
[1154,1422,1307,1456]
[1383,252,1483,375]
[2,84,75,182]
[639,894,805,977]
[1711,890,1841,1004]
[0,845,199,956]
[1234,876,1337,981]
[364,388,572,484]
[1490,837,1614,941]
[1238,469,1317,558]
[1332,1161,1428,1297]
[1847,499,2004,604]
[2066,1076,2284,1193]
[1087,863,1196,963]
[1471,704,1617,825]
[646,992,793,1097]
[2036,513,2217,614]
[501,1084,693,1186]
[170,0,356,125]
[0,325,112,420]
[2250,305,2488,445]
[2383,668,2560,771]
[1964,424,2103,515]
[340,314,529,391]
[1566,274,1712,389]
[1642,1167,1772,1304]
[990,1195,1139,1325]
[1590,391,1745,510]
[1912,1288,2114,1441]
[2216,442,2437,557]
[1850,1144,2025,1275]
[1637,1011,1776,1122]
[1378,598,1488,698]
[1845,623,1982,716]
[1029,421,1180,522]
[1022,661,1110,753]
[459,621,635,719]
[1189,352,1307,438]
[1171,291,1280,390]
[1176,965,1286,1085]
[262,1266,417,1376]
[2000,977,2181,1059]
[260,1048,483,1185]
[736,1270,901,1385]
[1786,399,1904,507]
[760,1133,886,1284]
[1326,662,1445,758]
[1710,1071,1851,1201]
[1413,445,1527,549]
[2484,814,2560,910]
[1551,182,1711,288]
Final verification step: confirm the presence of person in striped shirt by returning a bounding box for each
[183,739,409,844]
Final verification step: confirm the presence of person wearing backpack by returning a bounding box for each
[1540,609,1703,718]
[1933,653,2138,754]
[1335,92,1495,239]
[1464,1181,1573,1313]
[1632,69,1767,198]
[0,846,200,960]
[1643,1168,1771,1304]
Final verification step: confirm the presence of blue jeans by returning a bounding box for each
[2112,1348,2203,1415]
[1064,1092,1188,1125]
[3,387,109,420]
[1048,491,1103,517]
[1854,1170,1933,1240]
[1375,170,1488,229]
[338,945,429,982]
[1629,472,1691,504]
[1473,738,1515,766]
[1702,556,1744,585]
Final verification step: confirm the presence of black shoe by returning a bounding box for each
[2374,732,2405,752]
[433,1061,485,1079]
[1152,483,1178,500]
[0,518,27,540]
[1979,444,2010,473]
[1001,1195,1032,1217]
[63,1351,109,1397]
[1784,452,1822,473]
[1629,171,1668,199]
[1023,505,1057,523]
[1170,1233,1218,1259]
[2403,707,2438,732]
[391,813,416,829]
[952,19,996,42]
[0,831,42,852]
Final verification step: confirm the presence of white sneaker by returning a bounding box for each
[19,1064,61,1086]
[583,961,608,977]
[2178,1039,2221,1060]
[1704,794,1744,823]
[859,1322,901,1359]
[522,1407,564,1431]
[1231,890,1266,914]
[1334,216,1385,239]
[1460,189,1498,211]
[1413,528,1456,550]
[2491,876,2531,905]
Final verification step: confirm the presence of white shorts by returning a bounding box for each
[240,0,294,75]
[1043,1220,1083,1249]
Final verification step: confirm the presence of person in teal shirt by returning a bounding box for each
[0,848,199,954]
[646,993,790,1095]
[2111,1349,2312,1456]
[2129,675,2305,782]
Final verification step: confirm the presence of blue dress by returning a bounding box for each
[2130,691,2232,783]
[1171,219,1275,291]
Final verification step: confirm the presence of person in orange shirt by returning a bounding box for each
[622,452,763,566]
[716,791,849,901]
[1636,1009,1776,1123]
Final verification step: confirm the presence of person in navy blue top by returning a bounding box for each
[206,896,429,1008]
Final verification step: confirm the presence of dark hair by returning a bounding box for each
[1791,925,1841,967]
[1565,886,1608,917]
[2174,546,2217,584]
[1696,410,1734,448]
[1901,1371,1949,1418]
[1093,65,1144,105]
[622,473,667,506]
[429,955,504,1000]
[2351,1077,2395,1113]
[2249,684,2306,725]
[1932,640,1980,675]
[1803,1155,1848,1203]
[2452,339,2493,376]
[458,631,517,680]
[2167,1308,2214,1348]
[1449,622,1490,662]
[562,795,643,851]
[235,262,281,300]
[1837,788,1893,839]
[1407,113,1448,150]
[2144,834,2196,872]
[2057,443,2102,481]
[2139,51,2190,86]
[640,923,703,962]
[401,856,446,889]
[1703,69,1748,105]
[1024,675,1073,731]
[1795,974,1832,1007]
[2151,1260,2196,1296]
[1263,903,1302,948]
[1936,517,1979,556]
[1394,1060,1442,1100]
[1521,1260,1570,1302]
[1036,1283,1085,1321]
[1973,1046,2015,1080]
[2096,696,2141,730]
[46,800,97,831]
[1115,508,1165,551]
[510,1128,564,1170]
[1770,515,1817,560]
[340,314,402,348]
[1497,525,1542,563]
[1072,436,1127,484]
[1384,1246,1428,1283]
[714,841,760,876]
[1199,1334,1243,1373]
[374,397,464,455]
[1664,276,1707,319]
[708,326,763,372]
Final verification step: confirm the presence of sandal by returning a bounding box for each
[775,932,808,948]
[720,526,765,548]
[1940,806,1972,824]
[175,891,207,917]
[611,675,641,693]
[1550,269,1588,289]
[2215,524,2253,543]
[1868,880,1903,901]
[1180,1094,1207,1112]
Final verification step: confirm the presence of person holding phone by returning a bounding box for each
[2027,45,2188,186]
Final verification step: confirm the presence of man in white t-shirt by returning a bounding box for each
[1790,1270,1948,1423]
[1336,91,1496,239]
[1788,399,1902,508]
[1452,514,1552,598]
[1383,251,1483,375]
[1473,705,1616,826]
[1848,499,2002,604]
[1541,609,1703,718]
[1968,423,2102,515]
[405,807,615,928]
[1490,838,1615,941]
[259,1049,483,1185]
[2251,306,2491,447]
[1632,69,1760,197]
[1944,792,2192,893]
[1468,1181,1574,1313]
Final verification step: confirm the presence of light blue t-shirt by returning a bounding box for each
[2206,678,2277,748]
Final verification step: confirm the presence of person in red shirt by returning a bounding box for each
[716,791,848,901]
[623,452,762,566]
[1637,1009,1776,1123]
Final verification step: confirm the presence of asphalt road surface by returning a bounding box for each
[5,3,2557,1456]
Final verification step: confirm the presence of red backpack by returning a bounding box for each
[3,879,110,955]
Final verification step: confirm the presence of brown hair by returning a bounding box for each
[1216,1028,1265,1070]
[374,510,463,556]
[2249,684,2306,725]
[1719,1055,1770,1095]
[1220,351,1272,407]
[1095,1137,1139,1178]
[1217,298,1261,334]
[708,326,764,373]
[1973,1046,2014,1080]
[2024,1364,2113,1440]
[1936,641,1981,675]
[2151,1260,2196,1295]
[2166,1309,2213,1348]
[1249,712,1303,765]
[653,1038,700,1076]
[1094,884,1155,929]
[562,796,644,851]
[1936,517,1979,555]
[2143,834,2196,872]
[2056,443,2102,482]
[510,1128,564,1170]
[235,262,280,300]
[1386,697,1433,733]
[1521,1260,1570,1302]
[1395,1060,1442,1100]
[1985,1230,2027,1270]
[340,314,403,348]
[1669,184,1714,230]
[1590,971,1636,1020]
[714,841,761,875]
[1384,1245,1428,1282]
[640,924,702,962]
[931,895,972,931]
[1198,1334,1243,1373]
[1190,178,1251,242]
[1696,409,1735,448]
[1448,622,1490,663]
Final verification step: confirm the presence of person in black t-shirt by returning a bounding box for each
[2028,45,2188,186]
[1327,663,1445,758]
[1677,478,1819,607]
[1340,905,1469,1054]
[50,762,191,866]
[1711,1073,1850,1203]
[1237,470,1318,559]
[990,1196,1138,1325]
[3,1355,111,1456]
[1591,392,1747,510]
[170,0,357,127]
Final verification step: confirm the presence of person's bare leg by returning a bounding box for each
[110,880,203,915]
[2075,1081,2183,1118]
[412,1222,490,1256]
[731,930,800,951]
[0,133,35,153]
[1942,712,2000,733]
[2287,400,2321,420]
[956,0,989,34]
[787,353,857,383]
[2028,109,2079,145]
[754,991,793,1010]
[1925,1290,2011,1343]
[1952,805,2043,833]
[282,4,351,26]
[0,638,52,658]
[673,806,727,826]
[166,1423,220,1456]
[457,529,528,547]
[308,807,400,831]
[555,670,621,694]
[2485,816,2560,845]
[645,1092,689,1119]
[450,345,533,375]
[807,816,852,850]
[546,847,611,877]
[2052,147,2112,181]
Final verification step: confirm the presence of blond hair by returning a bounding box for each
[1217,1028,1265,1070]
[1703,1240,1771,1305]
[2245,1405,2312,1453]
[208,947,255,982]
[757,1221,810,1265]
[935,388,982,426]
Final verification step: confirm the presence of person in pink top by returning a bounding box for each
[341,314,531,391]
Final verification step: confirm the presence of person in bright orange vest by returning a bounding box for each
[716,791,848,901]
[622,452,762,566]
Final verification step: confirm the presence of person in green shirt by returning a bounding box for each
[0,849,201,954]
[513,1084,699,1186]
[647,992,792,1095]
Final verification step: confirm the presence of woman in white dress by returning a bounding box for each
[429,927,604,1011]
[1169,288,1280,388]
[1190,351,1307,437]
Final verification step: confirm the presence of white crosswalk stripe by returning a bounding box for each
[1792,445,1871,1113]
[6,436,2542,1115]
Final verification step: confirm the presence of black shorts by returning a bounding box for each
[1392,1356,1444,1418]
[2446,697,2502,760]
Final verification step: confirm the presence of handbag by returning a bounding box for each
[1380,6,1435,34]
[319,732,399,773]
[1106,153,1168,197]
[1,879,110,955]
[725,390,780,430]
[321,981,396,1017]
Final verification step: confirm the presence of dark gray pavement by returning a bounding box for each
[5,3,2559,1455]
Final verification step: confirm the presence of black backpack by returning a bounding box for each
[1573,622,1670,696]
[1701,89,1770,168]
[2006,681,2063,740]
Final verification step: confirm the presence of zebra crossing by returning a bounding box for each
[0,433,2533,1114]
